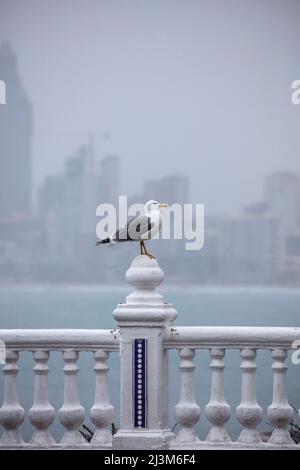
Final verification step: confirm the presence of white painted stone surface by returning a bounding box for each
[205,348,231,442]
[236,348,262,443]
[28,350,55,446]
[113,255,177,450]
[170,348,200,446]
[59,350,87,446]
[90,350,114,447]
[0,351,25,446]
[267,349,294,445]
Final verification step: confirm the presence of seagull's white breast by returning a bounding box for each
[141,210,161,240]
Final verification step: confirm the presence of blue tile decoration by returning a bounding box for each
[133,338,147,428]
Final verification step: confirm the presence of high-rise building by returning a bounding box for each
[217,215,280,284]
[264,172,300,237]
[143,175,189,205]
[97,154,120,207]
[0,42,33,220]
[38,175,64,215]
[38,142,95,260]
[141,175,190,260]
[264,171,300,274]
[37,143,121,279]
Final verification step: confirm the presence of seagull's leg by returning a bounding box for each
[140,241,145,255]
[141,240,155,259]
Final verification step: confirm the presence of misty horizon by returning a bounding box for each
[1,0,299,214]
[1,1,300,286]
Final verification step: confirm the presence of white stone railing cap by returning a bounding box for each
[113,255,178,325]
[126,255,164,291]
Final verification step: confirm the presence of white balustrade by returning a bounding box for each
[236,348,262,444]
[205,348,231,442]
[58,350,87,446]
[0,257,299,450]
[0,351,25,446]
[90,350,114,447]
[0,330,118,448]
[165,325,299,449]
[28,350,55,446]
[267,349,294,445]
[171,348,200,445]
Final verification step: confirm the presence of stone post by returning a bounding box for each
[113,255,177,450]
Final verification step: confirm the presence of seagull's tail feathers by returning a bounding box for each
[96,237,110,246]
[96,237,118,247]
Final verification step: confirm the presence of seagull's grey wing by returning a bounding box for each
[114,215,152,241]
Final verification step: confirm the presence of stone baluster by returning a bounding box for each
[267,349,294,445]
[236,348,262,443]
[0,350,25,446]
[59,350,86,446]
[205,348,231,442]
[28,350,55,446]
[172,348,200,445]
[90,350,114,447]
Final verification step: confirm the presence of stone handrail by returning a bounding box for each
[0,329,119,351]
[164,326,300,349]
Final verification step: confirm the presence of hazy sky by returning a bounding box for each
[0,0,299,213]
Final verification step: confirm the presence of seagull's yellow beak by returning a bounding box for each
[159,203,169,208]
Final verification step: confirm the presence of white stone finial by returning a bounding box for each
[113,255,177,325]
[125,255,164,305]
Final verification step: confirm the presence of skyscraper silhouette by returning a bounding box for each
[0,42,33,220]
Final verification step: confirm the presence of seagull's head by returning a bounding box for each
[144,200,169,215]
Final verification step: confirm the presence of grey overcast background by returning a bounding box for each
[0,0,299,214]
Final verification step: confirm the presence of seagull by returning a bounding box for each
[96,200,169,259]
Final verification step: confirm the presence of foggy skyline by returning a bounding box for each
[0,0,300,214]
